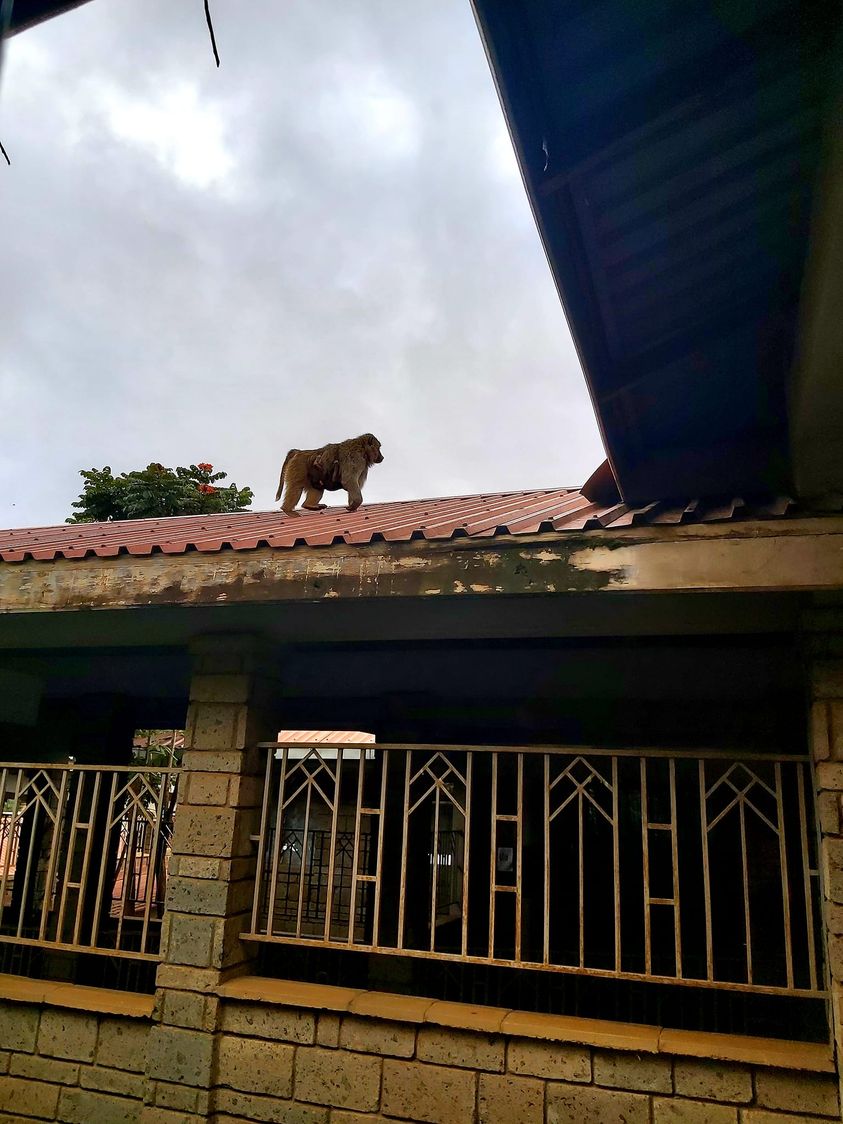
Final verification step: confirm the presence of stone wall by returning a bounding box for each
[0,995,150,1123]
[209,994,840,1124]
[0,981,837,1123]
[808,635,843,1084]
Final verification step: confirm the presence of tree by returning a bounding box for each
[66,462,253,523]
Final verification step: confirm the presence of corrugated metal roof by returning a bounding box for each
[0,488,837,564]
[275,731,375,744]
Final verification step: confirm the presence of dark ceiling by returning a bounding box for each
[472,0,843,502]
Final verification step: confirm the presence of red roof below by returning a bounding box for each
[0,488,830,564]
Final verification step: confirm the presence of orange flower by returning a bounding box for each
[197,462,213,472]
[197,483,217,495]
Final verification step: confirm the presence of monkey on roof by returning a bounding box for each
[275,433,384,515]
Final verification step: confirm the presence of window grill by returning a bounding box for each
[0,762,179,960]
[246,743,826,1003]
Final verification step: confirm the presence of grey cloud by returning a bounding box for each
[0,0,603,526]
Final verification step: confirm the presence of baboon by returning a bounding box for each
[275,433,384,515]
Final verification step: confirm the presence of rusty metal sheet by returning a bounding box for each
[0,489,837,564]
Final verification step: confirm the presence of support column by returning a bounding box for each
[805,607,843,1098]
[142,635,283,1122]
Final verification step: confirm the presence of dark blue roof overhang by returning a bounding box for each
[472,0,843,503]
[4,0,92,37]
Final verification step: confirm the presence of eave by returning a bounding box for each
[4,0,93,37]
[470,0,843,503]
[1,518,842,618]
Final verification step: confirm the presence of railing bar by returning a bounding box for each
[237,932,829,997]
[371,749,388,948]
[708,788,778,835]
[641,758,652,975]
[489,754,498,959]
[397,751,411,950]
[699,760,714,981]
[38,768,69,943]
[89,772,118,948]
[543,754,550,965]
[612,755,620,974]
[578,770,585,969]
[429,783,441,952]
[256,743,812,762]
[797,763,819,991]
[461,752,472,958]
[295,782,314,940]
[515,753,524,962]
[266,746,289,938]
[0,768,20,928]
[288,771,334,814]
[73,771,100,946]
[140,772,166,955]
[670,759,683,978]
[55,770,84,943]
[0,763,184,773]
[0,933,160,962]
[775,762,795,990]
[115,796,140,951]
[407,787,438,818]
[347,750,366,945]
[17,792,42,939]
[323,750,342,943]
[0,768,7,906]
[251,747,274,935]
[740,801,752,984]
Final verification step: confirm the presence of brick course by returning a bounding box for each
[0,991,839,1124]
[295,1046,382,1111]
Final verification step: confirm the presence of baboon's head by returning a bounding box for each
[362,434,384,464]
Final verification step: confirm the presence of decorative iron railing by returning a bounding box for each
[0,762,180,960]
[246,743,826,999]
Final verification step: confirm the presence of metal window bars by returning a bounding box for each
[245,743,826,999]
[0,762,180,960]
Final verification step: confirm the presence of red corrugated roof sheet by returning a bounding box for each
[275,730,375,744]
[0,489,834,564]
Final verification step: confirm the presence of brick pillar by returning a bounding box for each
[805,608,843,1100]
[142,635,283,1121]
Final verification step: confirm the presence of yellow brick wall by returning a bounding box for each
[208,1001,839,1124]
[0,999,150,1122]
[0,993,838,1123]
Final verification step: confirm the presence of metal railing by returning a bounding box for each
[0,762,180,960]
[246,743,826,999]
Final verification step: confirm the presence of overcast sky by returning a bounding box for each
[0,0,604,527]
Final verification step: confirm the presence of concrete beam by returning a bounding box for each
[0,519,841,615]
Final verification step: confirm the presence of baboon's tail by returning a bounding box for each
[275,449,298,503]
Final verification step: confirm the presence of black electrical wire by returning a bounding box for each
[0,0,14,164]
[204,0,220,67]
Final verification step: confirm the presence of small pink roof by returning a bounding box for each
[276,730,375,744]
[0,488,816,564]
